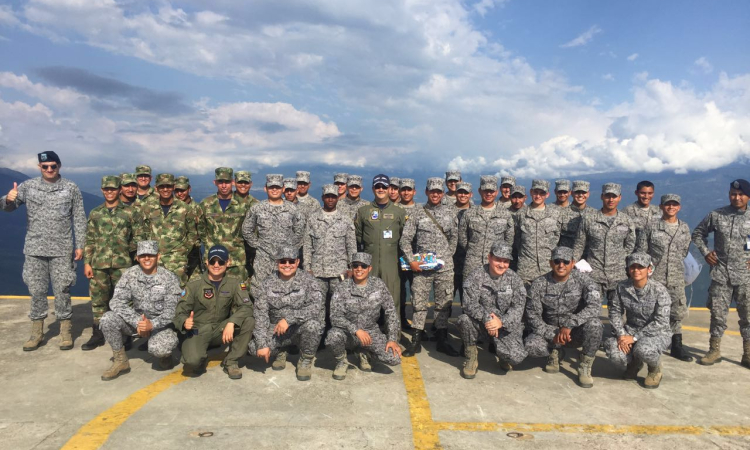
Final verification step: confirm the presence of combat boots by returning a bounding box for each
[544,349,560,373]
[623,359,643,380]
[461,345,478,379]
[158,356,174,371]
[23,320,44,351]
[101,348,130,381]
[402,330,424,357]
[272,350,287,370]
[644,364,662,389]
[81,324,105,351]
[223,363,242,380]
[296,353,315,381]
[332,354,349,380]
[577,354,595,388]
[59,319,73,350]
[741,340,750,369]
[669,334,693,362]
[497,358,513,372]
[435,329,460,357]
[358,351,372,372]
[699,337,722,365]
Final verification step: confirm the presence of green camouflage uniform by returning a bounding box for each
[198,194,249,280]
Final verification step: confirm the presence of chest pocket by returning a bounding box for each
[151,285,166,312]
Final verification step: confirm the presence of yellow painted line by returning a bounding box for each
[683,325,741,337]
[400,355,442,450]
[61,356,223,450]
[0,295,90,300]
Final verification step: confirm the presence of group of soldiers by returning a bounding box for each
[3,151,750,388]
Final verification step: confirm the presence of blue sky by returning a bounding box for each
[0,0,748,178]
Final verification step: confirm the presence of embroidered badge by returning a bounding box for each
[371,210,379,220]
[203,288,214,299]
[240,283,247,291]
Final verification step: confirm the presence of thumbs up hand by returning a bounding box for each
[137,314,153,337]
[185,311,194,330]
[7,182,18,202]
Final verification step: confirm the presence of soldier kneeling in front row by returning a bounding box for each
[326,252,402,380]
[100,240,180,381]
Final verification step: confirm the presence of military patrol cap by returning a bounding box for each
[490,243,513,260]
[155,173,175,186]
[135,165,152,176]
[351,252,372,267]
[207,244,229,262]
[445,170,461,182]
[283,178,298,190]
[38,151,61,164]
[730,179,750,196]
[235,171,252,182]
[275,246,299,261]
[266,174,284,188]
[480,175,498,191]
[214,167,233,181]
[555,179,571,192]
[551,246,574,262]
[457,182,472,193]
[174,176,190,190]
[627,252,652,268]
[660,193,681,205]
[101,175,121,189]
[400,178,416,190]
[500,175,516,187]
[334,173,349,184]
[572,180,590,192]
[389,176,401,187]
[137,240,159,256]
[530,179,550,193]
[322,184,338,196]
[372,174,389,187]
[602,183,622,196]
[347,175,363,187]
[511,185,526,196]
[426,177,444,191]
[119,173,137,185]
[296,171,311,183]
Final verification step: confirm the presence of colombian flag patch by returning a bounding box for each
[240,283,247,291]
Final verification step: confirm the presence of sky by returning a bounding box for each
[0,0,749,178]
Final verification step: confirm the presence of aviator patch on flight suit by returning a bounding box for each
[371,210,379,220]
[203,288,214,299]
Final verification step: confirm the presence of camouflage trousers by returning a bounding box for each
[604,334,669,370]
[410,270,454,331]
[457,314,527,366]
[707,281,750,340]
[248,320,324,357]
[88,268,124,324]
[524,318,603,358]
[325,327,401,366]
[180,317,254,367]
[317,276,343,329]
[23,255,76,321]
[666,284,688,334]
[399,270,413,319]
[249,249,276,292]
[100,311,178,358]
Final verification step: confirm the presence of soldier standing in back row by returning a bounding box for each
[397,178,421,328]
[515,179,562,287]
[623,180,660,239]
[1,151,86,351]
[551,179,572,209]
[341,175,370,220]
[135,165,156,202]
[558,180,596,248]
[334,173,349,201]
[233,170,260,279]
[296,171,321,214]
[119,173,139,207]
[174,176,202,280]
[388,177,401,204]
[498,175,515,209]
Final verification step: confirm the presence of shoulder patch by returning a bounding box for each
[371,210,379,220]
[181,290,186,297]
[240,283,247,291]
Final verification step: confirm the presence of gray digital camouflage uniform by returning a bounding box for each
[604,278,671,370]
[515,207,563,284]
[458,265,528,365]
[458,204,515,280]
[1,176,86,321]
[100,265,180,357]
[558,204,597,248]
[399,202,458,331]
[296,193,321,218]
[524,270,603,357]
[623,202,661,239]
[340,196,370,221]
[326,276,401,366]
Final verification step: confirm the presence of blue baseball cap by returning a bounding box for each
[207,245,229,262]
[372,174,390,187]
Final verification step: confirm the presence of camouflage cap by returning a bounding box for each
[531,179,550,193]
[214,167,233,181]
[490,243,513,260]
[119,173,137,185]
[602,183,622,196]
[235,171,252,182]
[551,246,574,261]
[322,184,338,196]
[174,176,190,190]
[511,185,526,196]
[500,175,516,187]
[555,179,571,192]
[627,252,652,268]
[445,170,461,182]
[334,173,349,184]
[283,178,298,190]
[660,193,681,205]
[572,180,590,192]
[389,176,401,187]
[730,179,750,196]
[135,165,152,176]
[296,171,311,183]
[266,174,284,188]
[347,175,363,187]
[275,246,299,261]
[480,175,498,191]
[400,178,416,190]
[137,240,159,256]
[101,175,121,189]
[426,177,444,191]
[351,252,372,266]
[155,173,175,186]
[456,182,472,193]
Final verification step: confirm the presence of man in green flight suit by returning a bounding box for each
[355,174,407,317]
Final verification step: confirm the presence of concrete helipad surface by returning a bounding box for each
[1,297,748,450]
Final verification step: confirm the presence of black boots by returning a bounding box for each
[435,329,460,357]
[81,324,105,351]
[670,334,694,362]
[403,330,424,356]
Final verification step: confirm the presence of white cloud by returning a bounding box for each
[627,53,639,61]
[560,25,602,48]
[602,73,615,81]
[694,56,713,74]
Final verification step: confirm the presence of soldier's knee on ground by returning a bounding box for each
[99,312,119,333]
[325,328,346,347]
[524,334,550,358]
[180,337,208,366]
[300,319,324,336]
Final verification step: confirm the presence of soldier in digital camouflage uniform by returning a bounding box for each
[334,173,349,201]
[524,246,603,388]
[550,179,571,209]
[498,175,515,209]
[1,151,86,351]
[623,180,660,240]
[397,178,421,327]
[635,193,693,362]
[604,253,671,389]
[341,175,370,220]
[441,170,468,206]
[573,183,636,307]
[100,240,181,380]
[388,176,401,204]
[119,173,139,207]
[452,181,473,304]
[233,170,260,279]
[509,185,527,271]
[558,180,596,248]
[248,247,325,381]
[400,177,460,357]
[327,252,402,379]
[458,243,528,378]
[174,176,203,280]
[515,179,563,286]
[139,173,199,287]
[81,175,143,351]
[692,179,750,368]
[135,165,156,202]
[242,174,305,294]
[296,171,321,214]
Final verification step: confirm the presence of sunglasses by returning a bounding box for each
[278,259,296,265]
[208,258,227,266]
[373,184,388,190]
[351,262,370,269]
[553,259,571,265]
[41,164,58,170]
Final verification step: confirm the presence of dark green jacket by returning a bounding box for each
[173,273,253,332]
[355,201,406,274]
